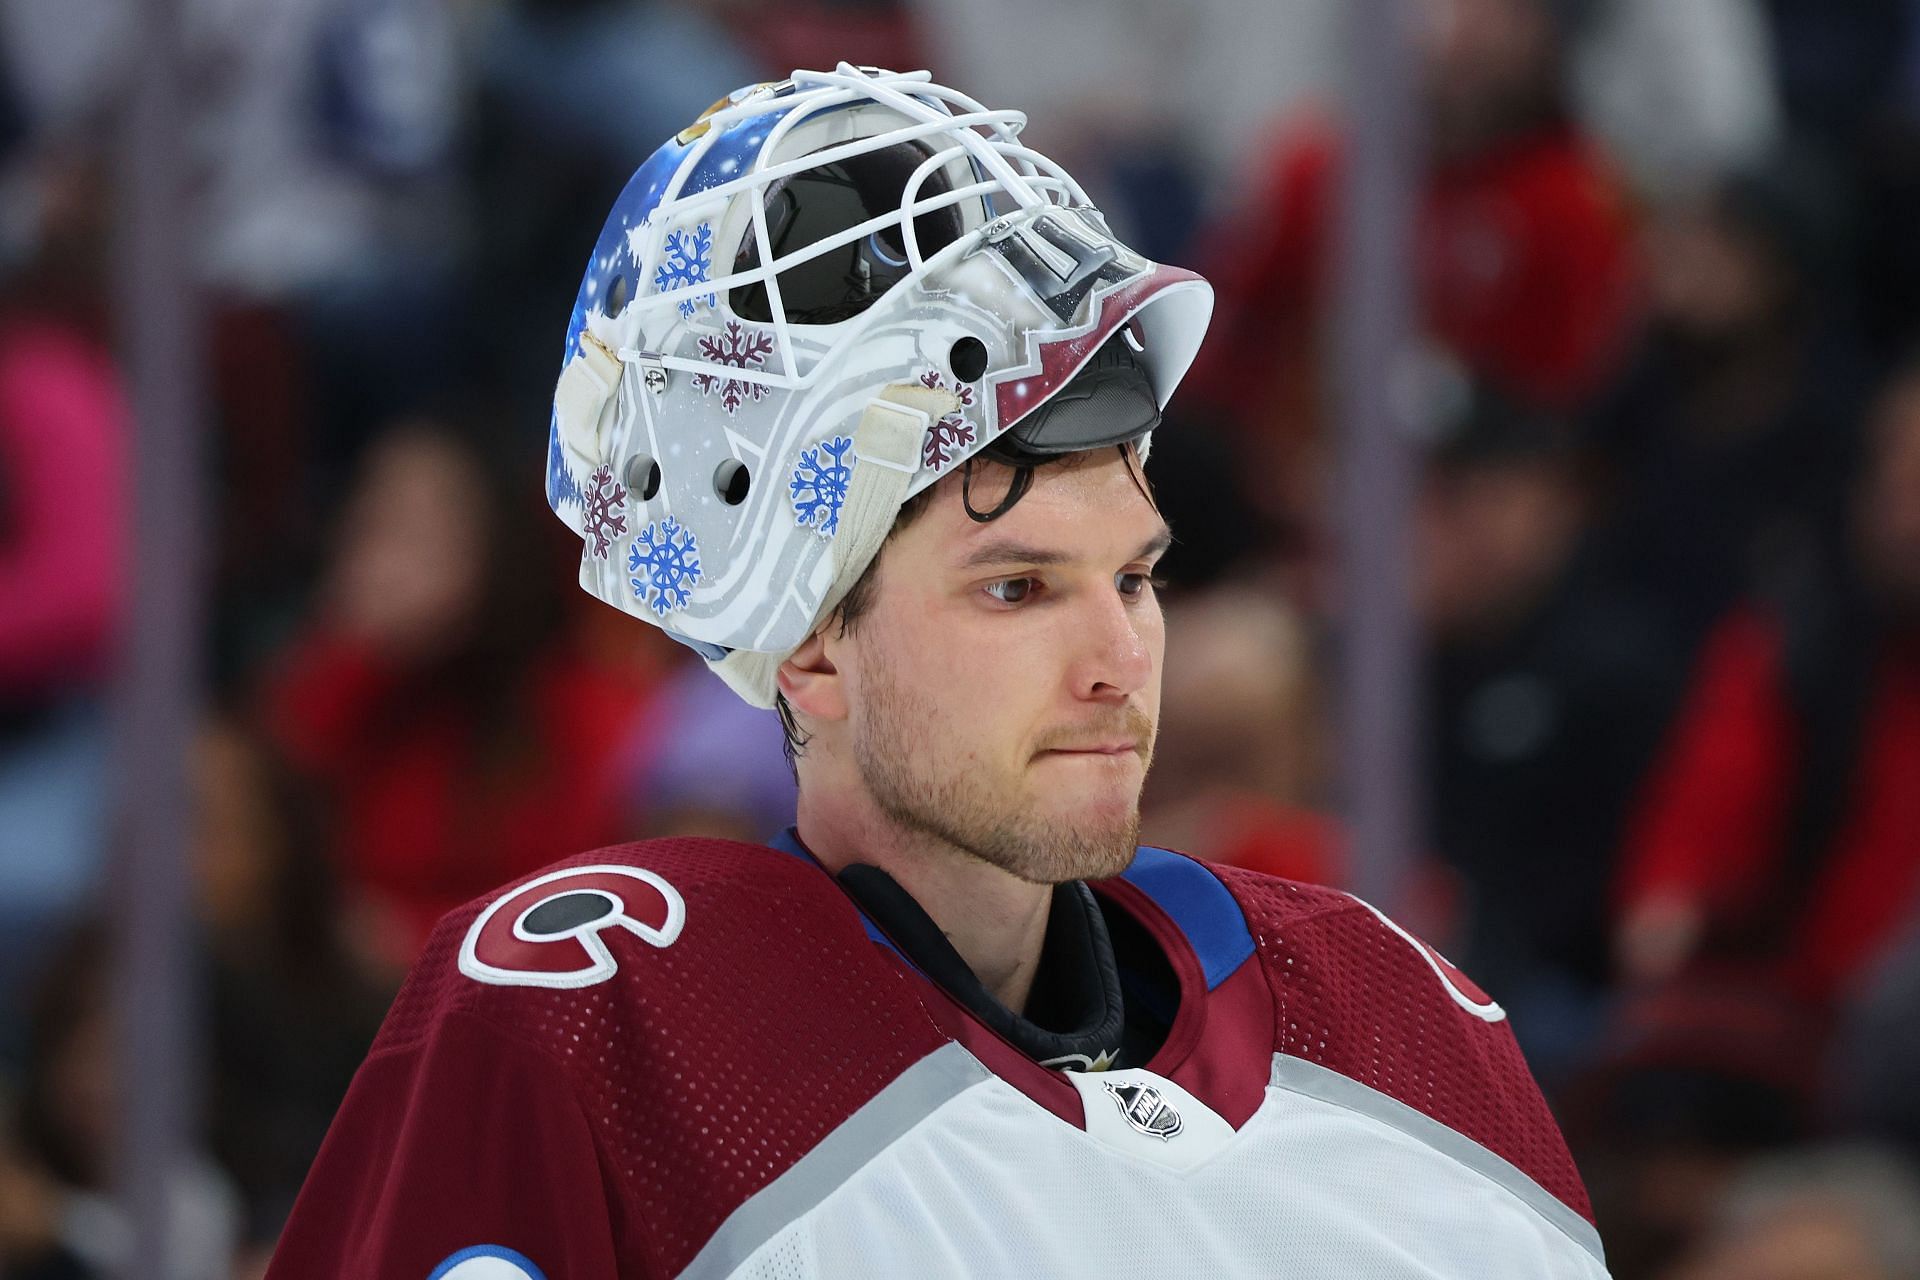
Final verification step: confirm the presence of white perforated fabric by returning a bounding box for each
[743,1231,809,1280]
[717,1065,1609,1280]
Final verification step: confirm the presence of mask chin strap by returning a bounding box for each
[708,380,960,708]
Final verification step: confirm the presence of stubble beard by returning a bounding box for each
[852,655,1150,885]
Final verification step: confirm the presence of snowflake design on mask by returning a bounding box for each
[692,320,776,414]
[628,516,702,616]
[790,435,856,537]
[581,465,629,559]
[547,427,582,509]
[918,370,979,471]
[653,224,716,318]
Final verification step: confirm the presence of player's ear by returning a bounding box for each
[777,628,847,723]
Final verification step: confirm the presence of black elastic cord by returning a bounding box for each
[961,457,1035,523]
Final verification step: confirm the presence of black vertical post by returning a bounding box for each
[115,0,204,1273]
[1332,0,1424,911]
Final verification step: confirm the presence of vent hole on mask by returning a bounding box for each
[949,336,989,383]
[714,459,751,505]
[604,272,630,315]
[624,453,661,501]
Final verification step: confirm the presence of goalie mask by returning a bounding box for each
[546,64,1213,707]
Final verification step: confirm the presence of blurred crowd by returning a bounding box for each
[2,0,1920,1276]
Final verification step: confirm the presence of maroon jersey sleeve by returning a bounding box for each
[265,1005,622,1280]
[1214,864,1596,1225]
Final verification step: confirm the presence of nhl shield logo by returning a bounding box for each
[1103,1079,1184,1141]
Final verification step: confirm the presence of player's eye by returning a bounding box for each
[1116,571,1164,599]
[984,577,1040,605]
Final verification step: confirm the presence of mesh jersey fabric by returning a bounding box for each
[1213,863,1592,1221]
[267,836,1605,1279]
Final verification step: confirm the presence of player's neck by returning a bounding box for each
[795,790,1052,1014]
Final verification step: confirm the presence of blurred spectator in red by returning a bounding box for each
[1142,581,1339,887]
[261,420,657,970]
[1661,1144,1920,1280]
[1584,142,1873,655]
[1189,0,1639,518]
[1613,352,1920,1008]
[1417,376,1683,1080]
[0,141,124,1046]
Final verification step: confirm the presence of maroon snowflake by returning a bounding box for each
[918,369,978,471]
[581,464,629,558]
[692,321,776,415]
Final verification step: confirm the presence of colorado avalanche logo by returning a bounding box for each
[459,865,686,990]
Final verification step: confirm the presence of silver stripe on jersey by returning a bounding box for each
[678,1041,1605,1278]
[1267,1054,1607,1267]
[680,1043,992,1280]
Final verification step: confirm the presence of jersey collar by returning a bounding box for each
[769,828,1126,1069]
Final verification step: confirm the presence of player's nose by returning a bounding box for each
[1069,584,1154,703]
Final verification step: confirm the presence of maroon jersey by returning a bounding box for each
[267,837,1607,1279]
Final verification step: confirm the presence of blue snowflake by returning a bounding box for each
[790,435,856,537]
[546,426,582,509]
[653,223,716,319]
[628,516,702,616]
